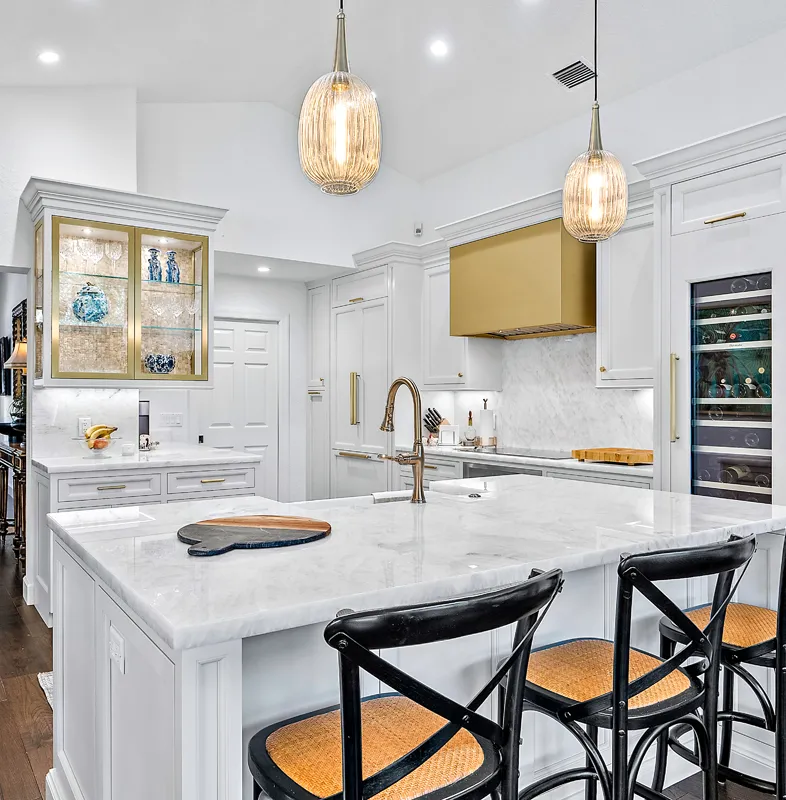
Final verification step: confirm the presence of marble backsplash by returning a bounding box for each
[31,388,139,458]
[496,333,653,451]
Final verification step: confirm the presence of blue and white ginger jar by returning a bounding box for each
[165,250,180,284]
[72,282,109,324]
[147,248,162,281]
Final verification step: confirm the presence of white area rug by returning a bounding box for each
[38,671,54,709]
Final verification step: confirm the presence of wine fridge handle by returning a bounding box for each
[670,353,680,443]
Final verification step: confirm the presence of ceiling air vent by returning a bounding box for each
[552,60,595,89]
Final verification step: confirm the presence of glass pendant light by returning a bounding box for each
[298,0,381,196]
[563,0,627,242]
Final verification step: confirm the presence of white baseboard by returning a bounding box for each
[45,770,68,800]
[23,574,36,605]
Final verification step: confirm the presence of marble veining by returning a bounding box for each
[496,334,654,451]
[33,443,262,474]
[48,476,786,651]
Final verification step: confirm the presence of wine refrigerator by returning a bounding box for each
[691,272,773,504]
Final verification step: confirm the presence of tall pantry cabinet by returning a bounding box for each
[307,249,423,499]
[636,116,786,504]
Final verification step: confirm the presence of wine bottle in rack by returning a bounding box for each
[719,464,752,484]
[755,474,771,488]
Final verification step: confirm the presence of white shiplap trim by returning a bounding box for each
[634,114,786,187]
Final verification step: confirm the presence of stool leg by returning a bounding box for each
[777,644,786,800]
[586,725,598,800]
[718,664,734,784]
[253,781,262,800]
[651,634,674,792]
[702,658,720,800]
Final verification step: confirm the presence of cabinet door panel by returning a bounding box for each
[424,265,467,386]
[360,299,389,453]
[332,267,387,307]
[308,284,329,390]
[332,306,363,451]
[307,392,330,501]
[597,219,654,386]
[332,451,388,497]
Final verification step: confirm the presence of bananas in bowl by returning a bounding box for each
[84,424,118,451]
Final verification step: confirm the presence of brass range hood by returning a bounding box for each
[450,218,596,340]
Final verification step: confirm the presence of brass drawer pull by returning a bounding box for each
[97,485,126,491]
[338,452,371,460]
[349,297,364,303]
[670,353,680,443]
[704,211,747,225]
[308,391,321,395]
[201,478,226,484]
[424,465,438,470]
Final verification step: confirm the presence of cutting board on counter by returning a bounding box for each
[571,448,654,466]
[177,515,331,557]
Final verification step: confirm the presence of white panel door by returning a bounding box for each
[332,305,363,451]
[359,299,389,454]
[423,264,467,386]
[196,320,279,499]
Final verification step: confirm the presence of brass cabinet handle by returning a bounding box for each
[424,465,438,470]
[704,211,747,225]
[97,485,126,491]
[670,353,680,443]
[349,297,364,303]
[201,478,226,484]
[350,372,360,426]
[338,452,371,459]
[599,366,607,373]
[308,391,321,395]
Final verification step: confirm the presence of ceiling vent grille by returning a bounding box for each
[553,60,595,89]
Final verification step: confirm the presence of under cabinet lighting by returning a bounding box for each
[38,51,60,64]
[82,228,92,234]
[159,238,169,244]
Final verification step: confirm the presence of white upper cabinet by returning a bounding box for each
[307,284,329,390]
[596,187,655,388]
[672,154,786,236]
[422,260,502,391]
[332,266,388,307]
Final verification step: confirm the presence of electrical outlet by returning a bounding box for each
[109,625,126,674]
[160,412,183,427]
[78,417,92,437]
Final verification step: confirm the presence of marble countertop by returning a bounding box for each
[33,444,261,474]
[402,445,654,478]
[48,475,785,650]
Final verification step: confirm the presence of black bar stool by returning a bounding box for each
[248,568,564,800]
[518,535,755,800]
[654,535,786,798]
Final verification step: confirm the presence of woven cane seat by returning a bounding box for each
[525,638,698,722]
[249,695,497,800]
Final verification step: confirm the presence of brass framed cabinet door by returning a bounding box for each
[52,217,136,380]
[134,228,209,381]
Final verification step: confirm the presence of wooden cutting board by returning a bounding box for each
[177,515,331,557]
[571,447,654,466]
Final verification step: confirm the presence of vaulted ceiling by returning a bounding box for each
[3,0,786,179]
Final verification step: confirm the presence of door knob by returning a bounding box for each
[458,372,464,378]
[599,366,607,373]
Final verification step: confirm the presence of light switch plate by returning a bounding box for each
[160,412,183,427]
[109,624,126,674]
[78,417,92,437]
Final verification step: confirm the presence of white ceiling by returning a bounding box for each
[3,0,786,179]
[215,251,348,283]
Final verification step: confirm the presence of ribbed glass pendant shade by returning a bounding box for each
[299,7,381,196]
[563,102,628,242]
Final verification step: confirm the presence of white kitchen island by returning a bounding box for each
[46,476,786,800]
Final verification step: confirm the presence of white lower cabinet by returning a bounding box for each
[543,469,653,489]
[307,391,330,500]
[53,542,177,800]
[332,450,388,498]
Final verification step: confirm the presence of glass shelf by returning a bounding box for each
[142,326,202,332]
[61,271,129,281]
[142,280,201,287]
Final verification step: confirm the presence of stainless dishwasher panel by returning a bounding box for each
[462,462,543,479]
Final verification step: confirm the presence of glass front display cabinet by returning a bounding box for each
[691,272,773,504]
[39,217,208,382]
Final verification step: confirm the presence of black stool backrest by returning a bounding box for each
[323,569,564,800]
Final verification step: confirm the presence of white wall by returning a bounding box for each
[0,87,138,270]
[211,274,308,501]
[424,27,786,230]
[137,102,424,269]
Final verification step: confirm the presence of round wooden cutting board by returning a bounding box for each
[177,515,331,557]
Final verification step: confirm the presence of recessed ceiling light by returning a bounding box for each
[38,51,60,64]
[429,40,449,58]
[258,266,271,273]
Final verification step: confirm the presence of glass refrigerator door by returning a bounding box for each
[52,218,135,379]
[691,272,772,504]
[136,230,208,380]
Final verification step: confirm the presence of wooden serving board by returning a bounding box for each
[571,447,654,466]
[177,515,331,557]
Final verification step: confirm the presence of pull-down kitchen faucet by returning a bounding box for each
[379,377,425,504]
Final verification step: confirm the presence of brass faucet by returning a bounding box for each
[379,377,425,504]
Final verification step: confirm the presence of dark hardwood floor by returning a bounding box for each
[0,535,53,800]
[0,535,774,800]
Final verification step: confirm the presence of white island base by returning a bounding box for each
[45,477,786,800]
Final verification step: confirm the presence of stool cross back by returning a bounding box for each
[520,534,756,800]
[248,568,564,800]
[655,532,786,798]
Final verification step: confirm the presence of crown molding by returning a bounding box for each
[352,240,426,269]
[634,114,786,187]
[22,177,228,232]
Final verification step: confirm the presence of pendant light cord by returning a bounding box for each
[594,0,598,102]
[339,0,344,10]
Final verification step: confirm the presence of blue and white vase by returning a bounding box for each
[147,248,162,281]
[165,250,180,284]
[72,282,109,324]
[143,353,176,374]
